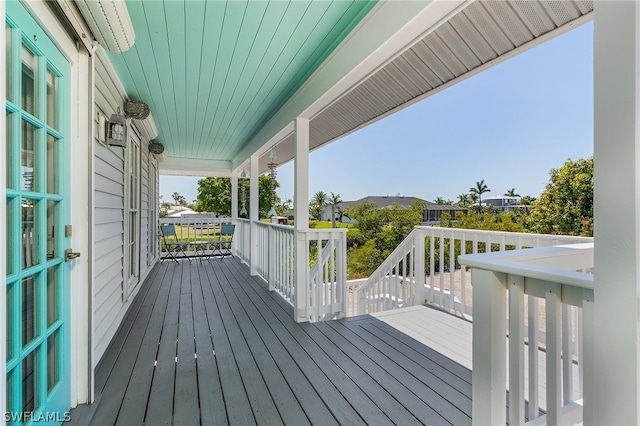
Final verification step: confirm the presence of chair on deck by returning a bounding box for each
[210,224,235,258]
[160,224,191,263]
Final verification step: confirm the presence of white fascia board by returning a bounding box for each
[160,157,232,177]
[232,0,469,170]
[55,0,96,53]
[133,113,158,141]
[75,0,135,53]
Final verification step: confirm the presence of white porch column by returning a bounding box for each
[249,155,259,276]
[231,173,238,219]
[294,118,309,230]
[294,118,310,322]
[471,269,506,426]
[230,173,238,255]
[593,1,640,423]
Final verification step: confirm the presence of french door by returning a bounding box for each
[5,1,71,423]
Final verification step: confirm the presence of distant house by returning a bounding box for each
[482,196,523,212]
[321,196,465,225]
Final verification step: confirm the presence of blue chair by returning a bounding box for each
[211,224,235,258]
[160,224,191,263]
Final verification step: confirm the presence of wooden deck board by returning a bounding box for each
[92,265,165,425]
[144,263,182,426]
[116,263,174,426]
[204,264,284,425]
[327,320,472,422]
[173,263,200,425]
[198,262,256,426]
[191,263,228,425]
[223,262,362,426]
[71,258,475,425]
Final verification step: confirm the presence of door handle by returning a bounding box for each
[65,249,81,262]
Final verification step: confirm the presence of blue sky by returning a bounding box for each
[161,21,593,205]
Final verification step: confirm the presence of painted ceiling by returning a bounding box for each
[106,0,376,162]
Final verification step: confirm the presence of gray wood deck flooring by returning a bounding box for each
[70,259,472,425]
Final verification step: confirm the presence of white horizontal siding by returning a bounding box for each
[92,51,160,365]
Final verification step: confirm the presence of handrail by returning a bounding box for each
[352,226,592,317]
[233,218,251,264]
[460,244,594,426]
[302,228,348,322]
[235,221,347,322]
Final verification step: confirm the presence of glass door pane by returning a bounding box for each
[6,24,13,103]
[21,120,37,192]
[21,44,38,117]
[46,69,58,129]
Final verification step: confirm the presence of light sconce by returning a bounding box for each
[106,107,127,147]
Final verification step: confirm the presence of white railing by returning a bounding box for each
[159,215,232,254]
[233,220,348,322]
[255,221,296,301]
[300,228,348,322]
[233,218,251,264]
[351,227,592,317]
[460,244,594,426]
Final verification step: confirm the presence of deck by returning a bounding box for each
[69,258,472,425]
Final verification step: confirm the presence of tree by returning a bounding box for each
[345,200,426,277]
[469,179,490,208]
[435,197,453,205]
[456,193,471,207]
[470,180,490,207]
[519,195,536,206]
[172,191,186,206]
[328,192,343,228]
[194,175,278,217]
[525,157,593,236]
[504,188,520,197]
[309,191,328,220]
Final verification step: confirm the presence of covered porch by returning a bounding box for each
[70,258,472,425]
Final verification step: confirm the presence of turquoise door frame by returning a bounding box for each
[5,1,71,423]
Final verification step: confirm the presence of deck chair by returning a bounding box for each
[160,224,191,263]
[211,224,235,258]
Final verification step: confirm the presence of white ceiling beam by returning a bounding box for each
[160,157,232,177]
[232,0,470,170]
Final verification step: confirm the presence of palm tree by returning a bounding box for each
[504,188,520,197]
[435,197,453,205]
[457,193,471,207]
[311,191,328,208]
[328,192,343,228]
[469,179,490,208]
[310,191,328,221]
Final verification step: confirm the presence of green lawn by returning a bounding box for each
[313,221,351,229]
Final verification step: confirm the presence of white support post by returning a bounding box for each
[545,286,562,425]
[472,269,506,426]
[508,275,525,426]
[593,2,640,423]
[581,292,595,424]
[414,229,425,304]
[249,155,259,276]
[294,118,310,322]
[230,173,238,255]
